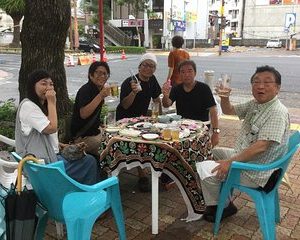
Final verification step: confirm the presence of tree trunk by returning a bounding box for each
[9,14,22,48]
[19,0,71,115]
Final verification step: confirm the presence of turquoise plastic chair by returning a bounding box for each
[12,153,126,240]
[213,131,300,240]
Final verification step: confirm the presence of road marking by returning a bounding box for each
[220,115,300,131]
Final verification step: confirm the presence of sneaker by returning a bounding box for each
[138,177,151,192]
[203,202,237,223]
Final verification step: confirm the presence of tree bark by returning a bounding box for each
[9,14,22,48]
[19,0,71,115]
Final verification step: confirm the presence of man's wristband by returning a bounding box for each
[212,128,220,134]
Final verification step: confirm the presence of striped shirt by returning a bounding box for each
[233,96,290,187]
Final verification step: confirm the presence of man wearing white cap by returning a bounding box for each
[116,53,161,120]
[116,53,162,192]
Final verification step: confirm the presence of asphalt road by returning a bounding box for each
[1,48,300,108]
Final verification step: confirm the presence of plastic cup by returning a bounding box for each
[171,128,180,141]
[162,128,172,141]
[215,73,231,97]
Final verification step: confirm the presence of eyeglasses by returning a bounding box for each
[141,63,156,69]
[94,71,110,78]
[251,81,276,86]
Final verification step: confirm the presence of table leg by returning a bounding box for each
[151,172,160,234]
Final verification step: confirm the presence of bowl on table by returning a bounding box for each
[169,114,182,121]
[157,115,170,123]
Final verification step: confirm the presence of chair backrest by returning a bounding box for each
[0,158,18,188]
[272,131,300,191]
[24,161,83,222]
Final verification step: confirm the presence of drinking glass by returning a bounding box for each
[162,127,172,141]
[110,82,119,97]
[151,102,159,120]
[215,73,231,97]
[171,127,180,141]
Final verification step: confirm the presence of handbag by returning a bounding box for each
[60,142,87,161]
[3,156,40,240]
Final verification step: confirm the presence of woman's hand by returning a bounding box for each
[99,84,111,98]
[130,81,140,94]
[45,89,56,104]
[162,82,171,97]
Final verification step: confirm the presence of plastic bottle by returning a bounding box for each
[129,69,142,92]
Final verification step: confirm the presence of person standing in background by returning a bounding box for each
[166,35,190,86]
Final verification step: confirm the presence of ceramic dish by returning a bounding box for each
[119,129,141,137]
[141,133,159,140]
[105,127,121,133]
[168,114,182,121]
[153,123,167,129]
[133,122,152,129]
[157,115,170,123]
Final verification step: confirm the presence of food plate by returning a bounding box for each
[133,122,152,129]
[105,127,121,133]
[153,123,167,129]
[142,133,159,140]
[119,129,141,137]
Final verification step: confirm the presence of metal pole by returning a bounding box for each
[98,0,104,61]
[218,0,224,56]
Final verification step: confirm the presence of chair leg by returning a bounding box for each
[55,222,64,239]
[65,218,95,240]
[253,193,276,240]
[213,184,232,235]
[274,190,280,223]
[34,204,49,240]
[111,184,126,240]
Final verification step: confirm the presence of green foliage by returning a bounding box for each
[0,100,17,147]
[116,0,149,16]
[80,0,111,24]
[0,0,25,15]
[106,46,146,54]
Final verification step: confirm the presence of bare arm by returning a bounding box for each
[166,67,174,81]
[220,96,236,115]
[209,106,219,147]
[42,89,57,134]
[212,140,272,178]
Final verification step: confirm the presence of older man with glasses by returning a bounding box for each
[71,61,111,157]
[116,53,162,192]
[200,65,290,223]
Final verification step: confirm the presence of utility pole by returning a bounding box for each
[73,0,79,50]
[98,0,104,61]
[218,0,225,56]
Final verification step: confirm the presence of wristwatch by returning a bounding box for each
[212,128,220,134]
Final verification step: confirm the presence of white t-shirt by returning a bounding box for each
[19,101,59,153]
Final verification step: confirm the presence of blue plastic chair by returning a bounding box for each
[213,131,300,240]
[12,153,126,240]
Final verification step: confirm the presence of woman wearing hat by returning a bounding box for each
[15,69,101,185]
[116,53,162,192]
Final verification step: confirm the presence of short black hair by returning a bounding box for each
[88,61,110,81]
[178,60,197,73]
[250,65,281,85]
[27,69,51,114]
[172,35,184,48]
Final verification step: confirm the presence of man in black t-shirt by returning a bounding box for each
[116,53,161,120]
[116,53,162,192]
[162,59,220,147]
[71,61,111,157]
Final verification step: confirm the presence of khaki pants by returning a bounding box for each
[74,132,102,157]
[200,147,259,206]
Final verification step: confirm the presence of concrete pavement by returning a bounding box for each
[42,117,300,240]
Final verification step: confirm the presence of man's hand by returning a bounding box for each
[211,159,232,181]
[162,82,171,97]
[130,81,140,94]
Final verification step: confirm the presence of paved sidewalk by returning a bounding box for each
[43,118,300,240]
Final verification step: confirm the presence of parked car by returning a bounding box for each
[266,39,282,48]
[78,38,100,53]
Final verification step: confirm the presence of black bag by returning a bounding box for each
[4,157,40,240]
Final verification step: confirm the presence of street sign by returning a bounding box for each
[285,13,296,29]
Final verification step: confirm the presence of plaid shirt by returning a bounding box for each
[233,96,290,187]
